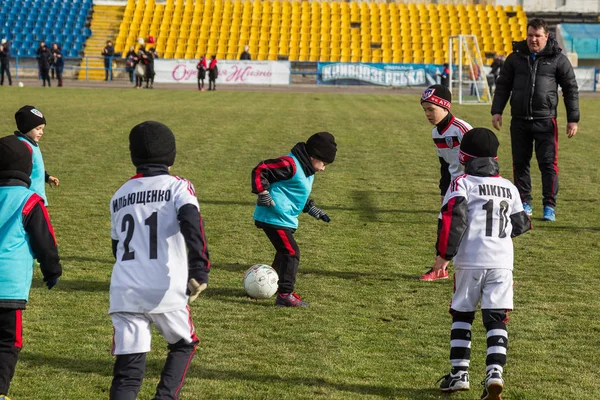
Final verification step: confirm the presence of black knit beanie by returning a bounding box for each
[305,132,337,164]
[420,84,452,111]
[0,135,33,176]
[129,121,176,167]
[459,128,499,164]
[15,105,47,134]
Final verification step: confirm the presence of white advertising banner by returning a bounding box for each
[573,67,597,92]
[154,59,291,85]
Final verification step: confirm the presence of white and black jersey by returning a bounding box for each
[436,158,531,270]
[109,169,210,314]
[432,115,472,194]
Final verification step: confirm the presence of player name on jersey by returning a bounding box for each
[478,184,513,199]
[112,189,172,213]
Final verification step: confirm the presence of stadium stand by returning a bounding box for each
[0,0,92,58]
[77,5,126,80]
[112,0,527,65]
[559,23,600,59]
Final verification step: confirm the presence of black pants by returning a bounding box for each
[0,308,23,395]
[197,77,204,90]
[40,67,51,86]
[55,65,63,86]
[110,338,198,400]
[0,62,11,85]
[510,118,559,207]
[259,223,300,294]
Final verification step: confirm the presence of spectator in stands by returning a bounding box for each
[491,18,579,222]
[125,46,136,83]
[36,41,52,87]
[51,43,64,87]
[102,40,115,82]
[0,39,12,86]
[145,40,158,89]
[196,54,207,91]
[240,45,251,60]
[208,55,218,91]
[487,54,504,94]
[134,45,146,89]
[438,63,450,88]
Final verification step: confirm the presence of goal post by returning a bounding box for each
[448,35,492,105]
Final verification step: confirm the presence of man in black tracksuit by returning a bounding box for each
[491,18,579,222]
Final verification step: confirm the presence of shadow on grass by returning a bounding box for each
[18,353,443,399]
[199,198,438,216]
[30,278,110,292]
[61,256,115,265]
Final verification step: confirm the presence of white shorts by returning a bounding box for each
[450,269,513,312]
[111,306,197,355]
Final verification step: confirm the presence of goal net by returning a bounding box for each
[448,35,492,105]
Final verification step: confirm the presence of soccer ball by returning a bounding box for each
[243,264,278,299]
[18,82,24,87]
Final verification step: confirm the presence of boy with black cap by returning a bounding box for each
[108,121,210,399]
[14,105,60,206]
[432,128,531,399]
[419,84,473,281]
[0,135,62,400]
[251,132,337,307]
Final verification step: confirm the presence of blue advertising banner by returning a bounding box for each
[317,62,444,87]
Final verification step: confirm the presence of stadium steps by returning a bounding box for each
[78,5,125,80]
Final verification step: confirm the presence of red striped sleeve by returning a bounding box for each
[23,194,57,246]
[252,156,296,193]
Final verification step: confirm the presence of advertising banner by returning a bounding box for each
[573,67,597,91]
[317,62,443,87]
[154,59,291,85]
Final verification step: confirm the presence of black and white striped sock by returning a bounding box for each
[450,317,473,371]
[485,321,508,373]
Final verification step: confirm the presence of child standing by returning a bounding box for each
[251,132,337,307]
[208,55,218,91]
[14,106,60,206]
[109,121,210,399]
[0,135,62,399]
[196,54,207,91]
[420,85,473,281]
[433,128,531,399]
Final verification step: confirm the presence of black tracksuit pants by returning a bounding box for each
[510,118,559,207]
[258,223,300,294]
[0,308,23,395]
[110,338,199,400]
[0,62,11,85]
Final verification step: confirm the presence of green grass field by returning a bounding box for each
[1,87,599,400]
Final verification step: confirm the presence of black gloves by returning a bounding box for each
[46,278,58,290]
[304,199,330,223]
[257,191,275,207]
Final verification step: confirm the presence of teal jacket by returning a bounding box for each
[252,143,316,229]
[16,132,48,205]
[0,174,62,307]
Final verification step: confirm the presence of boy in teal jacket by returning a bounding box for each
[251,132,337,307]
[14,105,60,205]
[0,135,62,398]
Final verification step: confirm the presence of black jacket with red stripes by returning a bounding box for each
[251,142,315,194]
